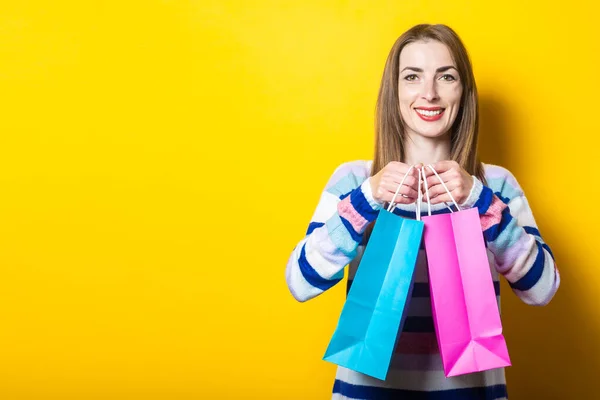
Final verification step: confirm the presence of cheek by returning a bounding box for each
[398,86,419,109]
[447,86,463,106]
[446,88,463,123]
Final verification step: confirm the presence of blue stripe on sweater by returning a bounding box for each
[306,222,324,235]
[509,241,545,291]
[340,215,364,243]
[333,380,508,399]
[347,281,501,297]
[542,243,555,261]
[494,191,511,205]
[523,226,555,260]
[474,185,494,214]
[350,186,379,221]
[298,245,342,291]
[483,207,513,242]
[524,226,541,237]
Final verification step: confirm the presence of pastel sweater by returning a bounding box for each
[285,160,560,400]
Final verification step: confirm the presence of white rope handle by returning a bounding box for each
[386,165,415,212]
[422,167,454,214]
[425,164,461,211]
[422,167,432,216]
[415,166,423,221]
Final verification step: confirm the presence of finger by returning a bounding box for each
[421,165,434,178]
[389,174,418,189]
[387,193,418,205]
[381,165,413,187]
[382,181,419,200]
[423,179,459,198]
[387,162,421,179]
[424,169,455,189]
[384,194,417,206]
[421,165,441,181]
[383,181,419,203]
[431,160,459,174]
[421,176,448,197]
[429,187,461,205]
[386,161,413,175]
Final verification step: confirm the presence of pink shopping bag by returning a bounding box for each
[421,166,511,377]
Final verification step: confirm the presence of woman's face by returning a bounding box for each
[398,40,463,139]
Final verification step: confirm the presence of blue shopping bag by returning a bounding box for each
[323,168,424,380]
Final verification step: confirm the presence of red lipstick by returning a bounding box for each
[415,107,445,122]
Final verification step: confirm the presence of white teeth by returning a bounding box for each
[416,109,443,116]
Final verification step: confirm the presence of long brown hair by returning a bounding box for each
[371,24,485,182]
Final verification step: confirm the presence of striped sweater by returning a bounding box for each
[285,160,560,400]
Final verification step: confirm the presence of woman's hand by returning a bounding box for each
[421,160,474,205]
[370,162,422,205]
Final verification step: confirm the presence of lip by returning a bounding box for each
[414,107,445,122]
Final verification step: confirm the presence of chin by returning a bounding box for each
[414,129,450,139]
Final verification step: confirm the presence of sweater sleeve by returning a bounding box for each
[285,162,382,302]
[461,169,560,306]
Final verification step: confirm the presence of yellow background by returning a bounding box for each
[0,1,597,399]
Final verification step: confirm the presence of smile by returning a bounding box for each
[415,107,445,121]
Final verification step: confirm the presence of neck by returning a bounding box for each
[403,131,452,166]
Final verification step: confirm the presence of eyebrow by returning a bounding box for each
[401,66,458,73]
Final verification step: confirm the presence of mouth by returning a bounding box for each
[414,107,445,122]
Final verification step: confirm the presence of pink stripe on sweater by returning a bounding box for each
[480,196,508,231]
[337,196,369,233]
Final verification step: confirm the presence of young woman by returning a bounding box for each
[285,24,559,399]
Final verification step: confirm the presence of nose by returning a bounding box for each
[421,79,439,102]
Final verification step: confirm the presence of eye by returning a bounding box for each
[440,74,457,82]
[404,74,418,81]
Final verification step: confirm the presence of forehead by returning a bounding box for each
[399,40,455,68]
